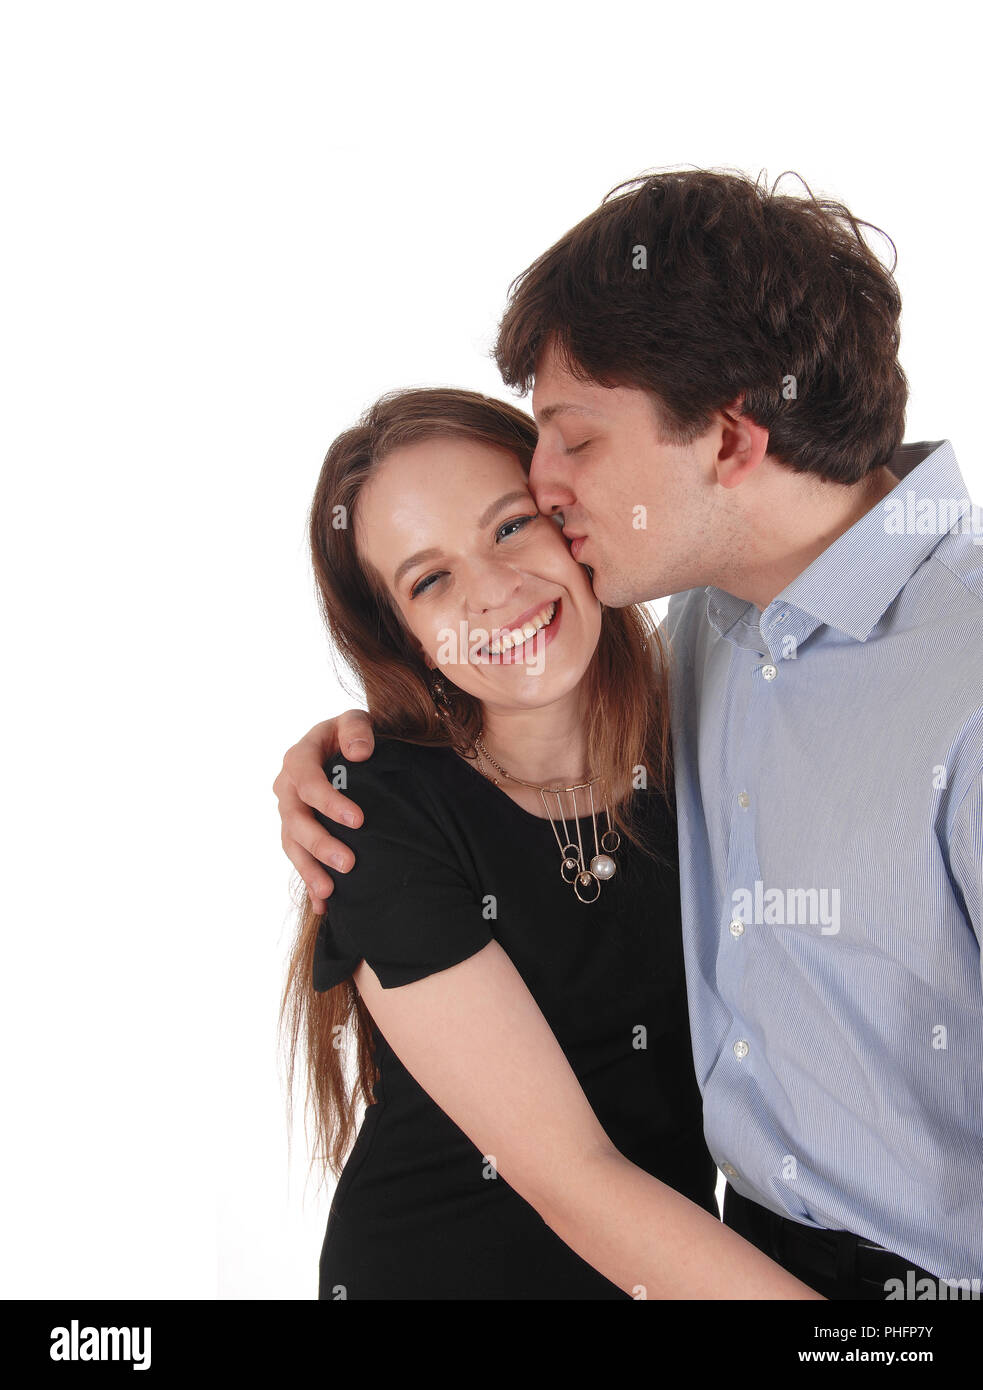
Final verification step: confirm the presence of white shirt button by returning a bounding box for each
[761,664,778,681]
[733,1039,750,1059]
[721,1163,738,1178]
[729,918,745,937]
[738,791,750,809]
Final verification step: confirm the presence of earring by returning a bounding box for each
[430,669,448,713]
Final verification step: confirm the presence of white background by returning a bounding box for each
[2,1,979,1298]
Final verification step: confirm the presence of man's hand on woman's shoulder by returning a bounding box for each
[272,708,375,912]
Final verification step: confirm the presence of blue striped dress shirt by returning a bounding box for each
[664,438,983,1284]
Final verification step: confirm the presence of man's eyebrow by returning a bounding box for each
[535,403,598,425]
[392,489,533,588]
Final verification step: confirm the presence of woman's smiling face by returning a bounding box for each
[354,435,602,710]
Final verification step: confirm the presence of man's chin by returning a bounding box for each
[585,563,626,609]
[588,562,661,610]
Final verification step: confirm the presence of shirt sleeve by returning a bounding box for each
[310,746,494,991]
[949,767,983,974]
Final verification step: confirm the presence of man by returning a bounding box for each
[274,168,983,1299]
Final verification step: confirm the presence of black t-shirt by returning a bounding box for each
[312,735,716,1300]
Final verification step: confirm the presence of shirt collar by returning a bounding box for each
[705,439,973,645]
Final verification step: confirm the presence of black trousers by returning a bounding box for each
[722,1184,940,1300]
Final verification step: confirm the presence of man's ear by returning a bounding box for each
[714,397,770,490]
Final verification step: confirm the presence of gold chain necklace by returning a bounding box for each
[471,733,621,904]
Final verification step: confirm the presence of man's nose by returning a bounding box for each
[528,440,572,517]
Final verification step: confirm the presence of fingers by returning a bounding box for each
[273,709,375,908]
[336,708,375,759]
[278,785,357,904]
[276,714,368,828]
[287,843,333,914]
[289,766,365,830]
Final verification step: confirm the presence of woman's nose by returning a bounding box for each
[465,562,524,612]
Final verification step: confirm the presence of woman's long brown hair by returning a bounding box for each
[278,386,675,1191]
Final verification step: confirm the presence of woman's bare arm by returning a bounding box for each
[351,939,825,1300]
[272,709,375,911]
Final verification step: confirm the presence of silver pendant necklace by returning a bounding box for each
[471,734,621,904]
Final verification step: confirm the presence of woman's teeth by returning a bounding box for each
[481,600,557,656]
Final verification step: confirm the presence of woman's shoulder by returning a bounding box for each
[311,737,491,992]
[318,736,456,827]
[323,733,449,780]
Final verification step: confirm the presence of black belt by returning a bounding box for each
[723,1183,939,1297]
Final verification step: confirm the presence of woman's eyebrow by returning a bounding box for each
[393,547,441,587]
[476,488,534,528]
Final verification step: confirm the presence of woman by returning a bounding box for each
[278,385,823,1300]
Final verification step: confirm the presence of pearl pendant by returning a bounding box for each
[590,853,616,880]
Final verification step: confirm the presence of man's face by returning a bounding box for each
[529,340,719,606]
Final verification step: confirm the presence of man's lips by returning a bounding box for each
[562,525,587,560]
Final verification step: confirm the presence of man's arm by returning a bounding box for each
[272,708,376,912]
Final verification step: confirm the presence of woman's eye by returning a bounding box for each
[409,516,536,598]
[496,514,536,541]
[410,572,444,599]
